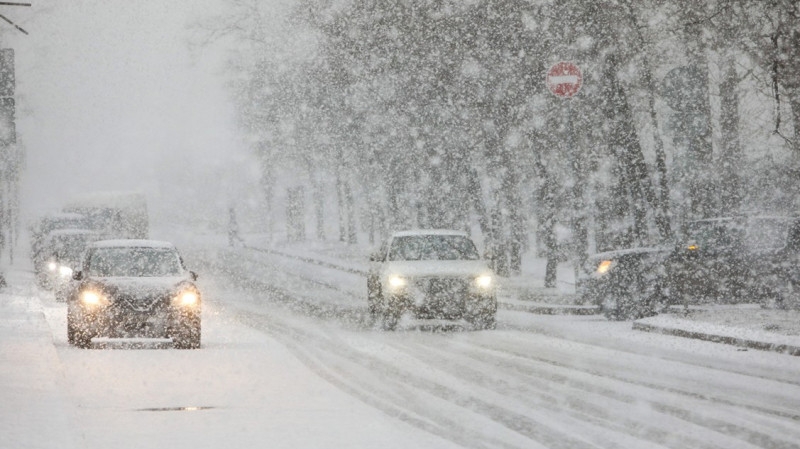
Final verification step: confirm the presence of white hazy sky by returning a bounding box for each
[4,0,261,228]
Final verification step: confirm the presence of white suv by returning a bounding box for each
[368,230,497,330]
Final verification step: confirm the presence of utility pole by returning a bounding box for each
[0,1,28,264]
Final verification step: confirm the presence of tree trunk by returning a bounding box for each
[336,164,346,242]
[345,180,357,244]
[312,173,326,241]
[719,53,742,213]
[259,158,275,244]
[684,12,716,218]
[624,1,672,241]
[791,94,800,154]
[605,56,660,245]
[541,172,559,288]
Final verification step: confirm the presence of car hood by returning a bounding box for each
[381,260,492,278]
[90,276,192,297]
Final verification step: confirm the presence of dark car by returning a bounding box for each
[577,247,671,320]
[367,230,497,330]
[670,215,800,308]
[66,240,201,349]
[579,215,800,320]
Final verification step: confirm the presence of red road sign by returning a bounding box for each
[546,62,582,98]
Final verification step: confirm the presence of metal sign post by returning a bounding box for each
[546,61,586,284]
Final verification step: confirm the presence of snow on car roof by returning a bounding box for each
[43,212,86,219]
[46,228,98,236]
[391,229,470,237]
[89,239,176,249]
[588,246,670,260]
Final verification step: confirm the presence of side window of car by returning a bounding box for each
[788,221,800,252]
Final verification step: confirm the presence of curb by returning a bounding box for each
[499,302,600,316]
[632,321,800,356]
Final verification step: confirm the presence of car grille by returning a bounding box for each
[414,277,469,296]
[117,294,167,312]
[410,277,469,319]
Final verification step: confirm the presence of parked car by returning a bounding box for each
[579,215,800,320]
[367,230,497,330]
[577,247,671,320]
[670,215,800,308]
[66,240,201,349]
[35,228,98,298]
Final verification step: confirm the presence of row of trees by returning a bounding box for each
[199,0,800,283]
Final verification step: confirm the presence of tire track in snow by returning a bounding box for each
[380,335,800,449]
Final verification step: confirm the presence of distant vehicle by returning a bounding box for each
[62,191,149,240]
[577,247,670,320]
[35,228,99,300]
[30,212,89,263]
[367,230,497,330]
[66,240,201,349]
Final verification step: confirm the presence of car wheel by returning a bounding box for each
[467,301,497,330]
[67,320,76,345]
[172,315,201,349]
[380,309,399,331]
[472,314,496,330]
[67,312,93,348]
[777,278,799,310]
[367,280,381,324]
[602,300,622,321]
[602,294,633,321]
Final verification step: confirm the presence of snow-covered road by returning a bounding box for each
[3,243,800,448]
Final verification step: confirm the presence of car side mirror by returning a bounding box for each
[189,271,198,281]
[72,271,83,281]
[369,251,384,262]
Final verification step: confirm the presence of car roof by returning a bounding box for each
[588,246,670,260]
[391,229,470,238]
[89,239,176,249]
[46,228,97,237]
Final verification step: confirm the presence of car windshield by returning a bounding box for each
[684,218,790,253]
[745,218,791,252]
[684,220,742,249]
[48,235,94,263]
[87,247,183,277]
[388,235,480,261]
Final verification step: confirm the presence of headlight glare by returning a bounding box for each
[81,290,105,306]
[596,260,613,275]
[47,261,57,272]
[58,266,74,277]
[475,275,493,289]
[388,275,407,290]
[177,290,199,306]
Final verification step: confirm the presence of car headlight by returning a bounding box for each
[58,266,74,277]
[47,261,58,272]
[174,290,200,307]
[475,275,493,289]
[596,260,613,275]
[80,290,107,306]
[387,275,407,291]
